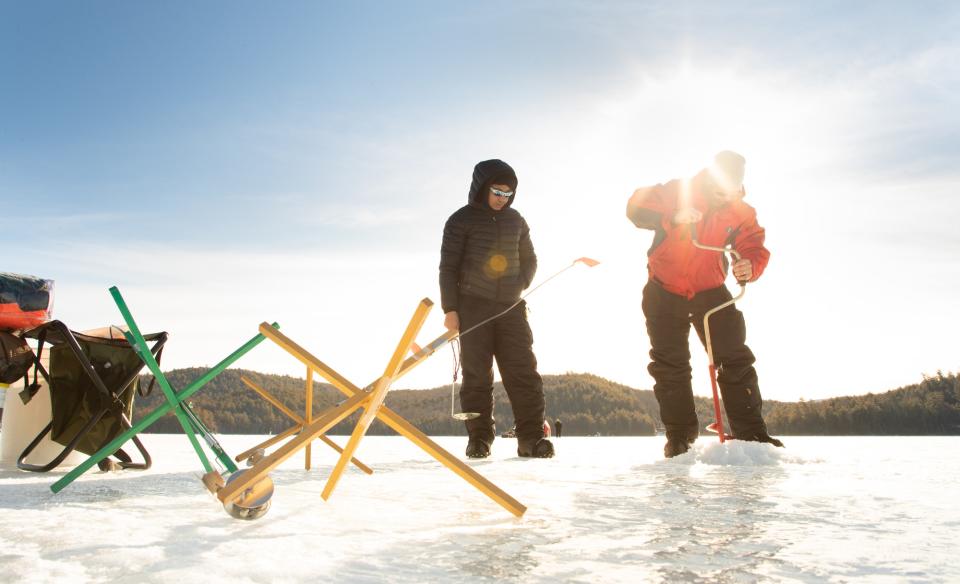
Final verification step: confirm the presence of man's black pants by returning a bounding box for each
[458,294,545,445]
[642,280,769,441]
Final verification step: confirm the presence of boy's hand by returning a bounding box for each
[443,311,460,332]
[732,259,753,282]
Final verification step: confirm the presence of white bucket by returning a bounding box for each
[0,352,85,467]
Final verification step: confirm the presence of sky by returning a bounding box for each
[2,1,958,402]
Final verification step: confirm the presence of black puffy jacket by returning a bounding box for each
[439,159,538,313]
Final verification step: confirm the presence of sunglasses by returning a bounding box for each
[490,187,514,198]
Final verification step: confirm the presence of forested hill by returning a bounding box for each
[133,370,960,436]
[763,372,960,435]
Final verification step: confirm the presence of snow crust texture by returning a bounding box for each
[0,435,955,583]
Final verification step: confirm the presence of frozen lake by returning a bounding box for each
[0,435,957,583]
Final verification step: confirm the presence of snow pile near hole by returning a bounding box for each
[660,439,821,466]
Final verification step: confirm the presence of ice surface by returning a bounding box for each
[0,435,956,583]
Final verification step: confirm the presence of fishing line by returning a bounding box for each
[446,257,600,421]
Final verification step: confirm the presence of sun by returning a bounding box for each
[649,66,772,164]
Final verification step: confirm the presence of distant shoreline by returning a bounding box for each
[125,369,959,437]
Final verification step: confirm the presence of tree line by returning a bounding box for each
[762,371,960,435]
[133,369,960,436]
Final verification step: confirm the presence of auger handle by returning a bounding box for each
[689,226,748,444]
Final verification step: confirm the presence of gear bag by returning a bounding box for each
[0,331,34,384]
[0,272,54,331]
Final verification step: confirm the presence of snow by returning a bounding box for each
[0,435,956,583]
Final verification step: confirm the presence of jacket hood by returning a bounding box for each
[468,159,518,210]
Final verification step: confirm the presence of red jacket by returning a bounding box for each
[626,171,770,299]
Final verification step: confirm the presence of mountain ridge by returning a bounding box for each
[133,369,960,436]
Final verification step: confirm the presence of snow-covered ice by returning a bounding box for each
[0,435,956,583]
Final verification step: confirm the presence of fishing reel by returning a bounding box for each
[202,459,275,521]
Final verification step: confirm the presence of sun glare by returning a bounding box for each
[652,67,767,164]
[516,63,829,393]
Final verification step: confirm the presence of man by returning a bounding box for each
[626,151,784,458]
[554,418,563,438]
[439,159,554,459]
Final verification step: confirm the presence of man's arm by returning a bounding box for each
[733,206,770,282]
[626,183,679,230]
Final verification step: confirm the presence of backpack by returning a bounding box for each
[0,331,34,384]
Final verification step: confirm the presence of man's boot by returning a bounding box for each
[663,426,698,458]
[664,437,693,458]
[740,431,784,448]
[663,428,698,458]
[518,437,554,458]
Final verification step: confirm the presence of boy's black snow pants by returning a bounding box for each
[458,294,545,445]
[642,280,769,441]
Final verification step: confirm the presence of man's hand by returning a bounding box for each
[673,208,703,225]
[732,258,753,282]
[443,311,460,332]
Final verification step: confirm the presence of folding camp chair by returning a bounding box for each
[16,321,167,472]
[49,287,278,520]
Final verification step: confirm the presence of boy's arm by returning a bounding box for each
[519,217,537,289]
[439,215,466,313]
